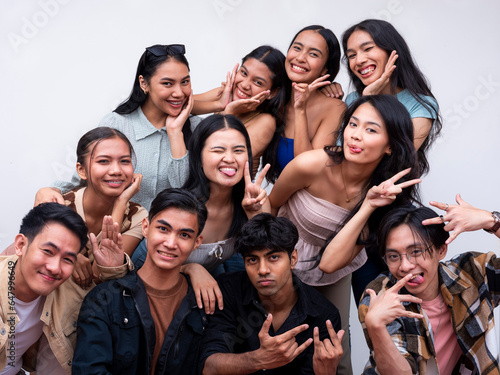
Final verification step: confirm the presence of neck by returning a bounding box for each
[82,187,115,218]
[208,183,234,205]
[340,159,378,186]
[259,278,297,315]
[138,258,183,290]
[141,102,168,129]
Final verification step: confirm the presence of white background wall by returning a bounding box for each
[1,0,499,372]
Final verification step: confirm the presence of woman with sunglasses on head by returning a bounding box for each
[276,25,346,173]
[34,44,195,211]
[268,95,421,374]
[193,45,287,183]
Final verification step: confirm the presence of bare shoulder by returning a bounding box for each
[246,113,276,131]
[290,148,330,176]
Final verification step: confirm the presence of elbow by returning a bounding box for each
[318,258,335,274]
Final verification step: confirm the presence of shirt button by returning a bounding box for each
[51,332,54,337]
[123,318,129,324]
[67,360,72,366]
[0,329,5,335]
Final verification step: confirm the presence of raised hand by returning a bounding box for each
[225,90,270,115]
[242,162,270,216]
[116,173,142,204]
[422,194,496,243]
[365,274,423,329]
[319,81,344,99]
[72,253,94,289]
[363,50,398,96]
[255,314,312,369]
[364,168,421,209]
[91,215,124,268]
[34,187,64,206]
[181,263,223,314]
[165,90,194,132]
[293,74,331,110]
[313,321,344,375]
[216,63,238,109]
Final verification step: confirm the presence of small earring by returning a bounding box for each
[143,90,148,95]
[387,151,392,156]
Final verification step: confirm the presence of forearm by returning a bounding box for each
[167,129,187,159]
[319,202,373,273]
[366,322,412,375]
[293,107,313,156]
[203,352,263,375]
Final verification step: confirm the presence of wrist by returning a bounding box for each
[484,211,500,233]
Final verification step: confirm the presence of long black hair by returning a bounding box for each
[182,114,252,238]
[325,95,421,248]
[342,19,442,175]
[114,44,193,145]
[241,45,287,183]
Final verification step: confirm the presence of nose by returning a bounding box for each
[350,127,362,141]
[108,160,123,175]
[399,255,416,273]
[240,77,251,90]
[222,151,236,163]
[171,83,183,98]
[355,52,367,67]
[162,233,177,249]
[45,257,62,276]
[257,260,270,276]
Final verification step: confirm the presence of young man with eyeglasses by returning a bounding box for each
[358,197,500,375]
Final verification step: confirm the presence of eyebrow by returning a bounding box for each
[346,41,374,54]
[156,219,195,234]
[159,75,190,82]
[42,241,78,259]
[245,249,284,258]
[241,65,268,84]
[350,115,382,129]
[293,41,323,56]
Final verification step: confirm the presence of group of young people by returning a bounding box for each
[1,18,499,375]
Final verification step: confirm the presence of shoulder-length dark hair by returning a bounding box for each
[114,44,193,145]
[182,114,253,238]
[342,19,441,175]
[325,95,421,247]
[242,45,287,183]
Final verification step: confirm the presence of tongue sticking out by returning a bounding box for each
[220,168,236,177]
[408,274,424,285]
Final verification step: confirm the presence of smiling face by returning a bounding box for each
[77,137,134,199]
[244,248,297,300]
[385,224,446,301]
[346,30,390,88]
[201,128,249,188]
[286,30,328,84]
[233,58,274,101]
[343,102,391,166]
[140,59,191,118]
[142,207,203,272]
[14,223,80,302]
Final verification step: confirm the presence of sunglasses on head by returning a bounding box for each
[146,44,186,57]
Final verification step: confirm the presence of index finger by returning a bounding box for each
[389,273,414,293]
[326,320,342,346]
[255,163,270,187]
[279,323,309,341]
[395,178,421,189]
[259,314,273,335]
[312,74,330,85]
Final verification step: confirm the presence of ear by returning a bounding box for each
[14,234,28,257]
[321,66,328,77]
[290,249,298,270]
[138,75,149,94]
[436,244,448,261]
[386,147,392,156]
[267,88,279,100]
[142,218,150,238]
[193,235,203,250]
[76,162,88,181]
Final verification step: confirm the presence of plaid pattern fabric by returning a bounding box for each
[359,251,500,374]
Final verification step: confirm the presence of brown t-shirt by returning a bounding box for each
[140,274,188,375]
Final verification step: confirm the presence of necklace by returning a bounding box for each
[340,163,367,203]
[242,111,261,124]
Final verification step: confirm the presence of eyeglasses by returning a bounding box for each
[146,44,185,57]
[383,246,431,266]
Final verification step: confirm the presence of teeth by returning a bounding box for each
[237,88,250,98]
[158,250,175,257]
[292,64,307,72]
[360,66,375,75]
[168,101,182,105]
